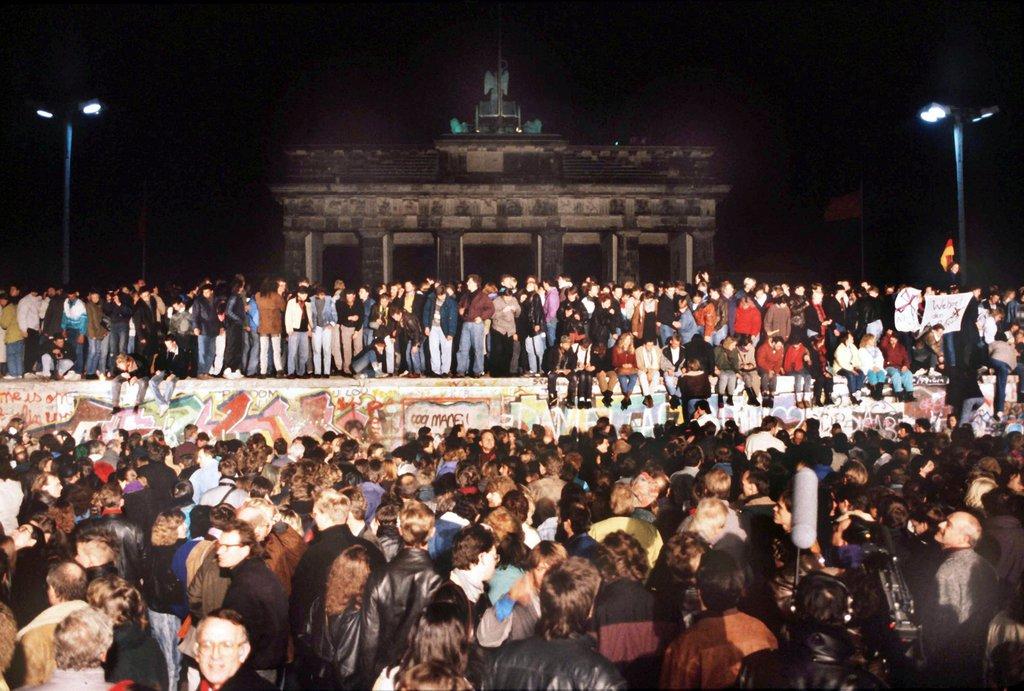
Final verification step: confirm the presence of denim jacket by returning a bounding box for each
[311,295,338,328]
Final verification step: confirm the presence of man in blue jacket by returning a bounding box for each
[422,283,458,376]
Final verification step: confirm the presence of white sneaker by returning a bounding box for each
[64,372,82,381]
[2,374,15,380]
[928,368,942,377]
[913,368,927,377]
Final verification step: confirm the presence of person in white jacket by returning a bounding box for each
[858,334,887,401]
[833,331,865,404]
[284,286,313,377]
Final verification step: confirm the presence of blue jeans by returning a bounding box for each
[351,348,379,377]
[525,332,546,374]
[428,327,453,375]
[405,341,424,374]
[841,370,866,396]
[148,609,182,691]
[65,328,85,372]
[197,334,216,375]
[658,324,675,347]
[990,359,1024,414]
[5,340,24,377]
[711,325,727,346]
[663,373,680,398]
[943,332,957,368]
[109,323,129,361]
[545,319,558,346]
[456,322,486,375]
[86,335,109,375]
[792,371,813,394]
[617,373,638,395]
[886,367,914,393]
[311,326,332,375]
[287,332,310,375]
[866,369,886,385]
[244,330,260,376]
[148,372,177,406]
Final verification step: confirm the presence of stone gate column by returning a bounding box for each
[616,231,641,284]
[283,231,306,280]
[600,232,617,282]
[435,229,463,283]
[668,229,688,283]
[359,229,387,286]
[690,229,715,276]
[540,229,564,280]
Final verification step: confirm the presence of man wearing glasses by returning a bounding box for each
[195,608,274,690]
[215,521,288,684]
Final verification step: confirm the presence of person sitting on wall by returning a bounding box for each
[351,339,389,379]
[542,335,579,409]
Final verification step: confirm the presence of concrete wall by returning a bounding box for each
[1,376,1018,449]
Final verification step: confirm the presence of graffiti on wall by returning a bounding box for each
[1,375,1017,448]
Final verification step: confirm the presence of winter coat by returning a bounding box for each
[481,633,626,690]
[762,302,791,341]
[190,295,221,336]
[296,597,363,690]
[255,292,286,335]
[359,547,443,682]
[290,525,384,642]
[264,523,307,597]
[459,290,495,323]
[222,556,290,671]
[733,303,762,337]
[105,623,168,690]
[593,578,676,688]
[490,294,521,337]
[755,342,785,374]
[738,623,883,689]
[714,345,741,372]
[422,293,458,337]
[85,301,109,339]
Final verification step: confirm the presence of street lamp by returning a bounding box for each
[919,102,999,282]
[35,99,104,285]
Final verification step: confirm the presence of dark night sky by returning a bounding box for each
[2,2,1021,289]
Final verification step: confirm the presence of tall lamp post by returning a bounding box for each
[919,103,998,283]
[35,99,103,286]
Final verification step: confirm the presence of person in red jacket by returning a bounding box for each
[733,296,763,342]
[783,337,814,409]
[455,275,495,377]
[755,337,785,409]
[880,330,915,402]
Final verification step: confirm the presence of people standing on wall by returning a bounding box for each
[285,285,312,378]
[191,283,221,379]
[455,274,494,378]
[423,282,457,377]
[336,288,363,375]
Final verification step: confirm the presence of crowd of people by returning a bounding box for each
[1,270,1022,421]
[0,373,1023,689]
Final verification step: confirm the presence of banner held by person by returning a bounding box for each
[894,287,922,332]
[921,292,973,332]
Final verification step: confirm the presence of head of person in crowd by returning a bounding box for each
[538,557,602,640]
[51,607,114,677]
[196,609,252,689]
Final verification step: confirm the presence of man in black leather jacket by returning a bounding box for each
[359,500,442,685]
[737,572,884,689]
[481,557,626,690]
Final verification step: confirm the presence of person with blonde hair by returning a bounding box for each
[858,333,887,400]
[681,498,730,546]
[965,476,998,511]
[589,483,664,569]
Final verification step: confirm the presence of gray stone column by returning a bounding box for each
[690,229,715,275]
[668,230,687,283]
[601,232,617,282]
[540,229,564,280]
[617,231,641,284]
[359,229,387,286]
[306,232,324,285]
[283,231,306,280]
[435,230,463,283]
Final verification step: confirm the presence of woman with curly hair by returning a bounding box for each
[87,574,168,690]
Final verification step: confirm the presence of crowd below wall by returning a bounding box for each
[0,270,1022,688]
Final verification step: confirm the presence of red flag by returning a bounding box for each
[939,237,955,271]
[824,190,862,222]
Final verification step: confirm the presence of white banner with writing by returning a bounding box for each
[893,287,922,332]
[921,292,973,333]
